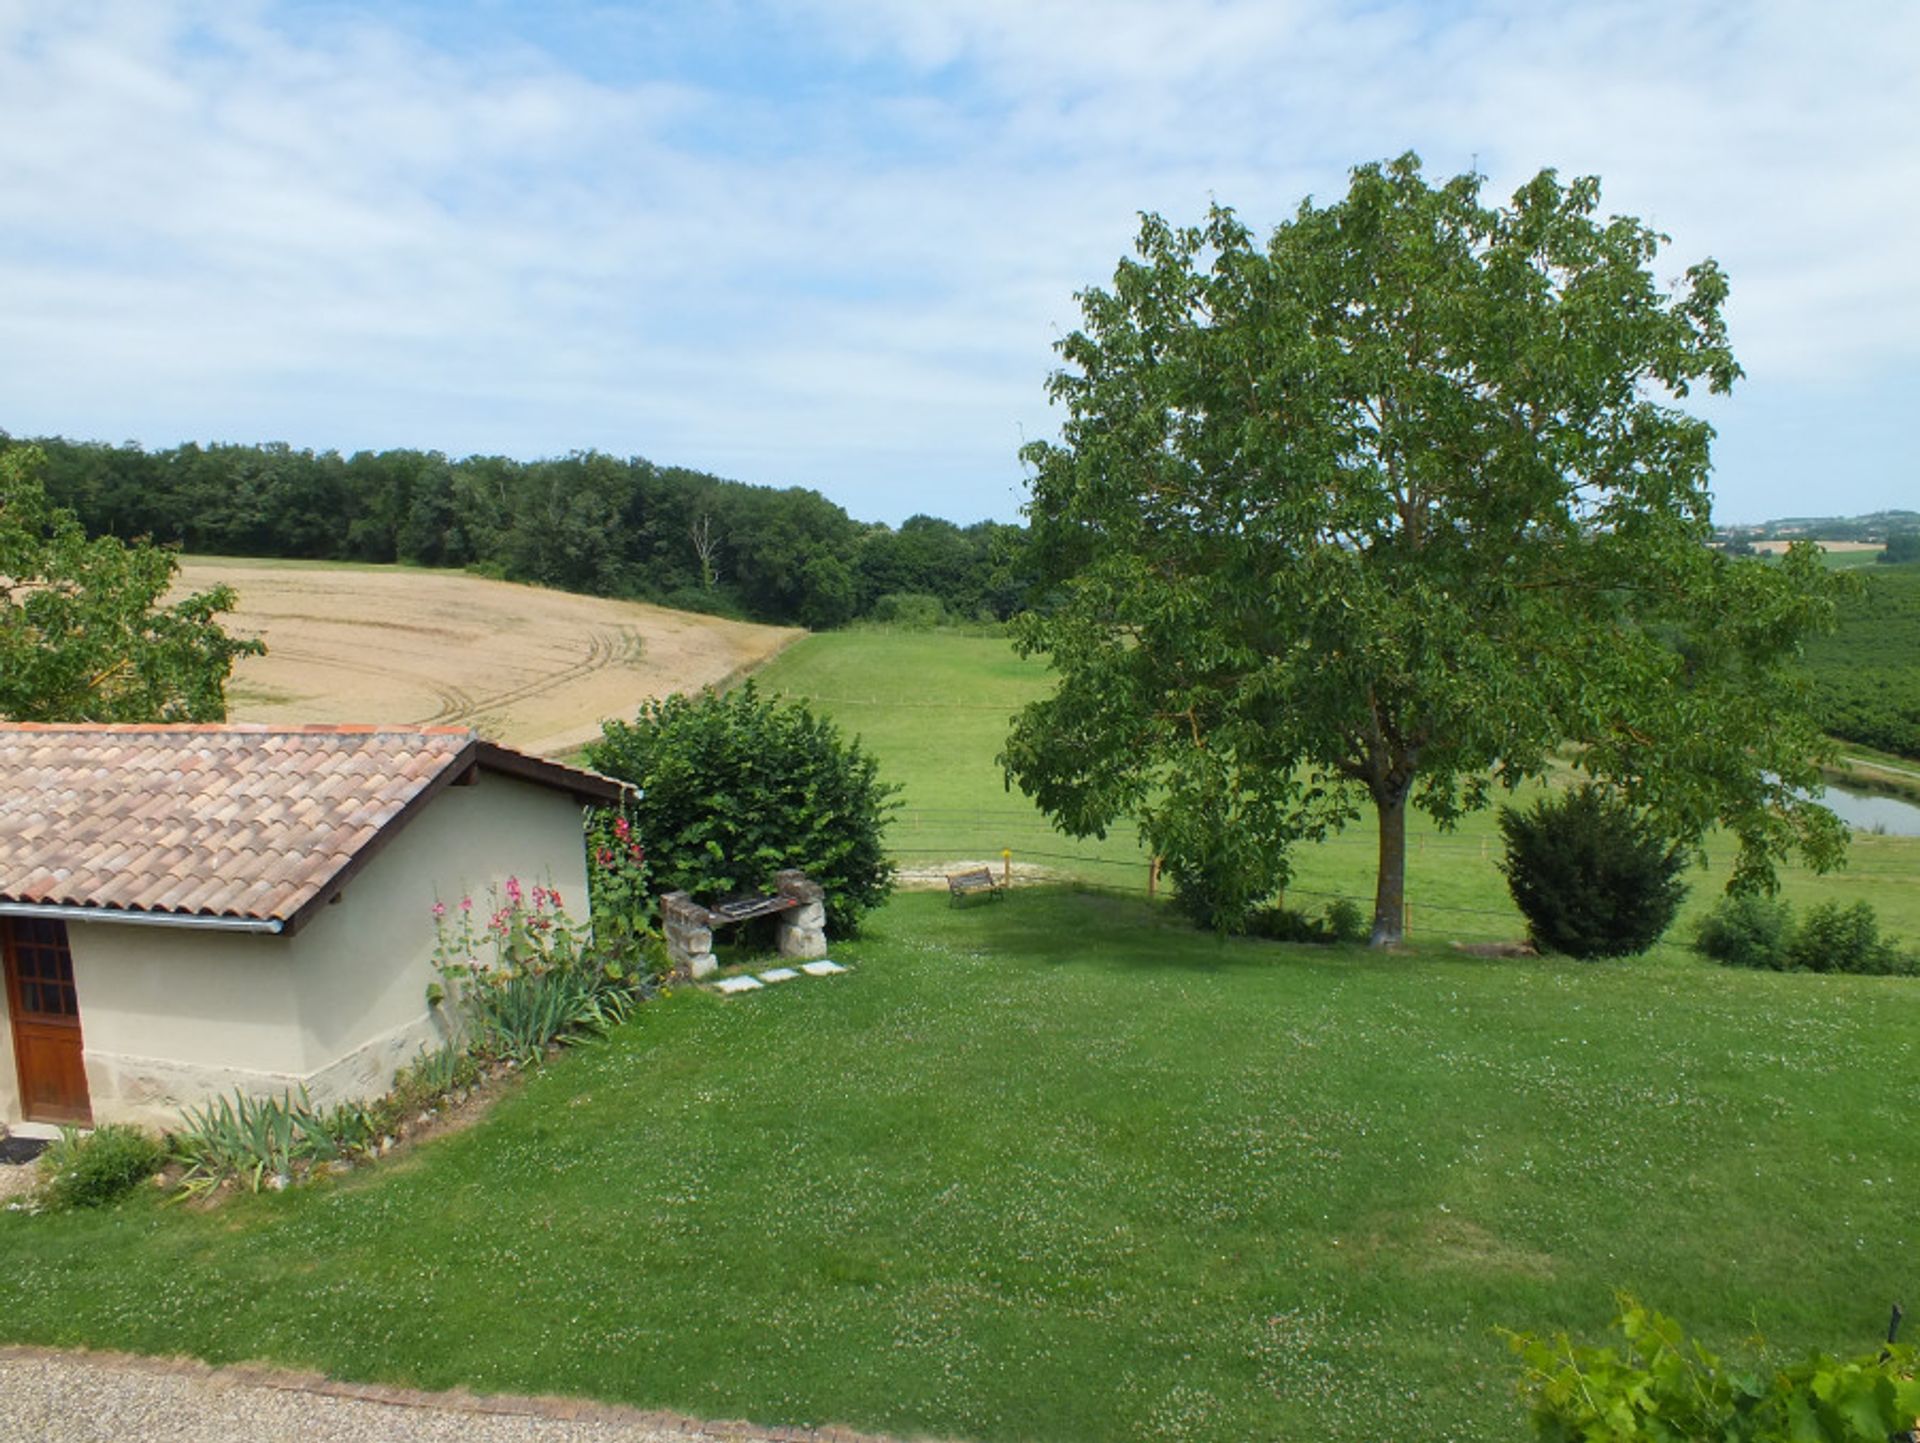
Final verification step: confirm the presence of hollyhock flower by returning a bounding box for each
[505,875,523,906]
[597,847,616,868]
[614,816,631,840]
[431,900,447,918]
[460,896,472,912]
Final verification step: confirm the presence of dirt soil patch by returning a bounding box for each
[176,560,802,756]
[892,860,1062,890]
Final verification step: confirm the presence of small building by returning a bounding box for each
[0,724,626,1131]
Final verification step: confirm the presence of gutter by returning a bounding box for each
[0,902,284,934]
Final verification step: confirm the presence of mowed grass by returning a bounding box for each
[755,628,1920,946]
[4,892,1919,1440]
[7,627,1919,1441]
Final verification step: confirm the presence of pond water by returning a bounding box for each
[1818,781,1920,836]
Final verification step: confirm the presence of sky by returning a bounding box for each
[0,0,1914,527]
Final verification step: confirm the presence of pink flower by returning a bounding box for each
[504,875,523,906]
[460,896,472,913]
[614,816,631,841]
[431,900,447,918]
[596,847,616,868]
[548,888,562,909]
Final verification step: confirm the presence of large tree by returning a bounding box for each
[1003,155,1845,944]
[1,445,262,722]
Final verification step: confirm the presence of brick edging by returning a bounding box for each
[0,1344,927,1442]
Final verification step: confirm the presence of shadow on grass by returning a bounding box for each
[880,882,1437,979]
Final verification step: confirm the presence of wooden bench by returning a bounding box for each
[946,867,1004,906]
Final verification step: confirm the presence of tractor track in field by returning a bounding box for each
[418,626,645,730]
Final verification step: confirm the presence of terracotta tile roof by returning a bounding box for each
[0,725,627,931]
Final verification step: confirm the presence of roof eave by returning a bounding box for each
[0,900,285,934]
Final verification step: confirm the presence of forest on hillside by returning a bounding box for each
[0,434,1031,630]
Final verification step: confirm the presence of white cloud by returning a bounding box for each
[0,0,1914,522]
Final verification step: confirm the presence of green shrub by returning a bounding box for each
[1497,786,1688,958]
[1249,899,1368,946]
[1694,893,1795,970]
[38,1123,164,1210]
[1786,900,1914,975]
[1508,1297,1920,1441]
[585,683,899,935]
[868,592,948,628]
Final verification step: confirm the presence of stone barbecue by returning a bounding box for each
[660,870,827,980]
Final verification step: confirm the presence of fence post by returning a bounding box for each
[1002,849,1012,888]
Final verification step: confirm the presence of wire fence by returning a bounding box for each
[882,806,1527,941]
[882,804,1920,945]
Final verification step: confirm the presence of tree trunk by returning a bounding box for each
[1370,788,1407,947]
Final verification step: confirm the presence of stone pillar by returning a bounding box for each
[661,892,718,979]
[774,870,828,960]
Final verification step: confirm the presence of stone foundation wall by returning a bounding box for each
[81,1009,453,1133]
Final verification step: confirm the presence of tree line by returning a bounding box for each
[0,434,1031,630]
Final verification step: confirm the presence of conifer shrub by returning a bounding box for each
[1497,785,1688,958]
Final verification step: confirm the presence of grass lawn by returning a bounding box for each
[755,629,1920,946]
[5,889,1918,1440]
[9,626,1916,1441]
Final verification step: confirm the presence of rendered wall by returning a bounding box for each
[4,772,593,1131]
[282,771,591,1109]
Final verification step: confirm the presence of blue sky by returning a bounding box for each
[1,0,1914,526]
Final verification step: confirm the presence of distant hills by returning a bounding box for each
[1716,510,1920,543]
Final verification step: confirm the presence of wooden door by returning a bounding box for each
[3,917,92,1125]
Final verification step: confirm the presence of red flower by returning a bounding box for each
[614,816,631,841]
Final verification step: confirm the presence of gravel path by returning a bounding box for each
[0,1349,912,1443]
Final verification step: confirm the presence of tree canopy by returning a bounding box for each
[0,445,261,722]
[1003,154,1845,944]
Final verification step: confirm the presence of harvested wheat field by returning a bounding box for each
[175,559,801,756]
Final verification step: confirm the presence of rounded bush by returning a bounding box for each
[868,592,948,629]
[585,683,899,936]
[1497,786,1688,959]
[1786,900,1913,975]
[1694,893,1794,970]
[39,1123,163,1210]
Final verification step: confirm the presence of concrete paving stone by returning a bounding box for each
[757,968,799,983]
[712,975,763,994]
[798,961,847,976]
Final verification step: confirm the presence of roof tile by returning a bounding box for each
[0,724,612,924]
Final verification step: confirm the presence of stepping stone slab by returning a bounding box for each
[800,960,847,976]
[713,975,763,994]
[758,967,800,983]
